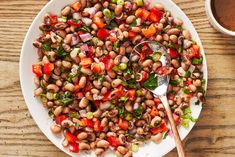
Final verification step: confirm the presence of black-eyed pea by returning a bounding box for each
[154,3,164,10]
[151,116,162,127]
[79,76,87,88]
[151,133,163,143]
[193,79,201,87]
[103,81,111,89]
[50,124,61,134]
[173,17,183,26]
[91,88,100,94]
[126,15,136,24]
[131,27,141,33]
[81,67,93,75]
[172,86,181,92]
[163,33,169,41]
[54,106,63,117]
[93,109,102,118]
[145,91,153,99]
[97,140,109,148]
[118,134,126,145]
[42,56,49,64]
[156,23,163,31]
[90,142,96,149]
[61,6,71,16]
[142,59,153,67]
[101,117,108,127]
[170,35,178,43]
[79,143,91,150]
[62,139,69,147]
[183,30,191,40]
[160,18,166,24]
[132,35,142,45]
[47,101,54,107]
[34,87,43,96]
[79,97,89,108]
[77,132,88,140]
[114,55,122,65]
[119,46,126,55]
[156,35,163,42]
[47,84,59,92]
[109,51,117,59]
[64,83,74,92]
[116,150,123,157]
[167,28,180,35]
[101,87,108,94]
[64,34,72,44]
[62,60,71,69]
[56,80,63,87]
[171,59,179,68]
[145,100,155,107]
[152,61,162,71]
[125,101,132,112]
[111,79,122,88]
[189,84,197,92]
[95,148,105,156]
[93,80,102,89]
[137,127,144,135]
[126,46,132,53]
[85,91,93,100]
[115,5,123,16]
[197,92,204,102]
[123,31,129,38]
[124,151,133,157]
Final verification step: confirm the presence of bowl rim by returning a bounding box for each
[205,0,235,36]
[19,0,208,156]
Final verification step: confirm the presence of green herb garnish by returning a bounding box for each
[142,73,158,90]
[42,43,52,51]
[130,19,137,28]
[57,45,68,58]
[80,25,91,32]
[181,107,198,128]
[68,112,79,118]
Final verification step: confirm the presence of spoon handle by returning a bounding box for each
[160,96,187,157]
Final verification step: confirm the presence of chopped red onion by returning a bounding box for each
[121,56,129,63]
[73,13,82,20]
[84,7,97,18]
[105,75,112,83]
[93,57,100,63]
[82,17,92,26]
[133,103,139,110]
[168,17,174,23]
[71,34,79,46]
[79,110,87,117]
[124,1,132,9]
[79,33,92,42]
[80,44,89,52]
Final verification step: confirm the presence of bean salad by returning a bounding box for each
[32,0,205,156]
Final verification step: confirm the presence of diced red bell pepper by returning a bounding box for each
[32,64,43,77]
[91,63,101,74]
[135,8,150,21]
[83,83,93,92]
[142,44,153,55]
[148,7,163,23]
[151,122,169,134]
[127,90,136,101]
[55,115,66,125]
[43,63,54,75]
[67,19,82,27]
[94,120,103,131]
[189,45,200,58]
[65,132,77,143]
[97,28,109,40]
[150,106,159,117]
[139,52,146,61]
[49,15,58,25]
[184,80,192,86]
[71,1,82,12]
[128,30,136,39]
[93,16,104,28]
[167,48,179,59]
[79,118,94,127]
[107,136,121,148]
[142,25,157,38]
[138,71,149,83]
[118,118,129,130]
[99,54,114,71]
[80,57,92,67]
[155,66,168,75]
[154,98,161,104]
[69,142,79,153]
[173,113,181,125]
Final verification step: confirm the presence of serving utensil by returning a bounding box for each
[133,41,186,157]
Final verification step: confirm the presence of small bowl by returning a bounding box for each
[205,0,235,36]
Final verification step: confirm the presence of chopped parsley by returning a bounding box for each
[42,43,52,51]
[130,19,137,27]
[142,73,158,90]
[57,45,68,58]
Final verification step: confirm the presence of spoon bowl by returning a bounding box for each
[133,41,187,157]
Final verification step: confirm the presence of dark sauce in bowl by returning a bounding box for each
[211,0,235,32]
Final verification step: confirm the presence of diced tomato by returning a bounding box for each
[118,118,129,130]
[155,66,168,75]
[93,17,104,28]
[103,91,112,101]
[80,57,92,67]
[148,7,163,23]
[69,142,79,153]
[94,120,103,131]
[189,45,200,58]
[167,48,179,59]
[115,86,125,98]
[55,115,66,125]
[138,70,149,82]
[103,86,125,101]
[184,80,192,86]
[43,63,54,75]
[135,8,150,21]
[71,1,82,12]
[79,118,94,127]
[128,30,136,39]
[127,90,136,101]
[91,63,101,74]
[49,15,58,25]
[171,69,177,76]
[107,136,121,147]
[142,25,157,38]
[32,64,43,77]
[154,98,161,104]
[75,92,84,99]
[97,28,109,40]
[151,122,169,134]
[65,132,77,143]
[99,54,114,71]
[83,82,93,92]
[139,52,146,61]
[173,113,181,125]
[142,44,153,55]
[150,106,159,117]
[67,19,82,27]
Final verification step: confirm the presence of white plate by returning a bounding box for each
[20,0,208,156]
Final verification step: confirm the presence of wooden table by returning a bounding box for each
[1,0,235,156]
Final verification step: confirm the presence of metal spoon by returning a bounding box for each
[133,41,186,157]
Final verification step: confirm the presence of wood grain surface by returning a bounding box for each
[0,0,235,156]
